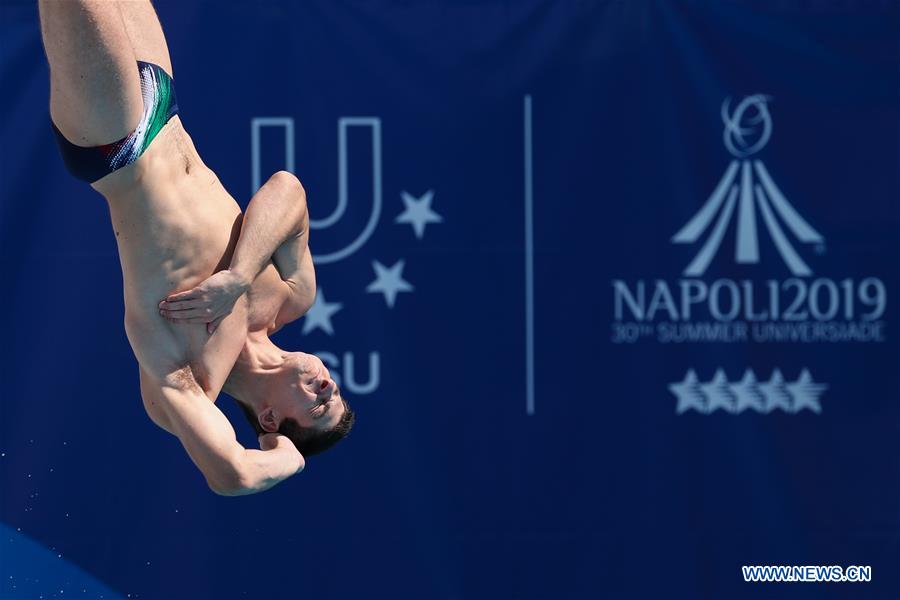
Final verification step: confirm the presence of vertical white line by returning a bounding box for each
[524,95,535,416]
[251,119,261,194]
[372,120,382,222]
[250,117,294,194]
[339,119,347,223]
[285,119,295,176]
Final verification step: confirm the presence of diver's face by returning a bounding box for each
[281,353,346,430]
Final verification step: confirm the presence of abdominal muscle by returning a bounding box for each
[92,116,248,400]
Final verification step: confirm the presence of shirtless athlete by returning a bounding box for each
[39,0,354,496]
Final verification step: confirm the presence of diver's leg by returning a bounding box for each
[117,0,173,76]
[38,0,142,145]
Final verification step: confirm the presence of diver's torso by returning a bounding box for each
[93,116,248,395]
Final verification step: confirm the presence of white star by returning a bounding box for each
[366,259,414,308]
[395,190,442,239]
[732,369,765,413]
[301,289,343,335]
[700,369,737,413]
[669,370,706,414]
[785,369,827,414]
[759,369,792,413]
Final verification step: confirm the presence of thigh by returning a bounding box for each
[118,0,173,77]
[39,0,142,145]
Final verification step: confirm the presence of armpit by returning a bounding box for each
[164,364,205,394]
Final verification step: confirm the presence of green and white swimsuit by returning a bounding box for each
[51,61,179,183]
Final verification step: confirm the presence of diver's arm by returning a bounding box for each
[229,170,308,287]
[238,169,316,325]
[229,434,306,496]
[268,209,316,328]
[146,372,304,496]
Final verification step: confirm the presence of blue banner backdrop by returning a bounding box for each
[1,1,898,599]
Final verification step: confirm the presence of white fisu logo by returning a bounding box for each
[672,95,823,276]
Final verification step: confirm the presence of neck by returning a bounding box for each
[224,331,286,408]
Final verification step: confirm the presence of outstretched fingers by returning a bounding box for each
[159,299,204,311]
[160,290,211,321]
[160,306,214,320]
[164,289,201,303]
[159,291,210,321]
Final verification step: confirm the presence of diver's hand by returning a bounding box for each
[258,433,305,474]
[159,269,251,334]
[258,432,290,451]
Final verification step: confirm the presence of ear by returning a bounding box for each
[257,407,280,433]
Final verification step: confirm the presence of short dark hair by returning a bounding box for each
[235,398,355,457]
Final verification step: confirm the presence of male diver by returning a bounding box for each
[39,0,354,496]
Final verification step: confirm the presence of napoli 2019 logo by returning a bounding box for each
[672,95,823,276]
[608,94,889,415]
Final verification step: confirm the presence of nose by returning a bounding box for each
[317,378,336,401]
